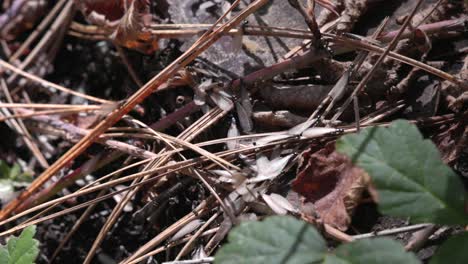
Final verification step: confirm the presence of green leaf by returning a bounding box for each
[215,216,421,264]
[0,160,10,179]
[336,120,467,225]
[430,233,468,264]
[14,172,33,183]
[8,164,21,180]
[0,226,39,264]
[0,161,32,183]
[324,238,420,264]
[215,216,327,264]
[0,247,9,263]
[0,161,32,204]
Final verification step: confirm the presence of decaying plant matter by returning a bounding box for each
[0,0,466,263]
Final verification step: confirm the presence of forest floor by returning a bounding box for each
[0,0,467,263]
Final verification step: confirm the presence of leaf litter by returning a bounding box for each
[0,0,466,263]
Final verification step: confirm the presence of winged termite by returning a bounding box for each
[169,219,204,242]
[301,127,343,138]
[226,117,240,150]
[254,133,292,146]
[329,70,350,102]
[209,90,233,111]
[236,102,253,133]
[248,154,293,183]
[235,83,254,132]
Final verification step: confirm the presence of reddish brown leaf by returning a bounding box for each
[292,142,369,231]
[110,0,158,54]
[75,0,157,54]
[74,0,133,21]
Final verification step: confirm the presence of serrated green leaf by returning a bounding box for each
[0,226,39,264]
[430,233,468,264]
[324,238,420,264]
[215,216,327,264]
[0,247,9,263]
[336,120,467,225]
[215,216,421,264]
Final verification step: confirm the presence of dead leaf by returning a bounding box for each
[110,0,158,54]
[74,0,133,22]
[75,0,157,53]
[336,0,370,33]
[431,116,468,165]
[292,142,369,231]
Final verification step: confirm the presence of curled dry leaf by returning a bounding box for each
[336,0,370,33]
[75,0,157,53]
[442,54,468,112]
[110,0,158,54]
[292,142,369,231]
[74,0,133,22]
[431,116,468,166]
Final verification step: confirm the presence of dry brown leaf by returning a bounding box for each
[110,0,158,54]
[442,55,468,112]
[74,0,133,22]
[292,142,369,231]
[336,0,370,33]
[74,0,157,53]
[432,116,468,166]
